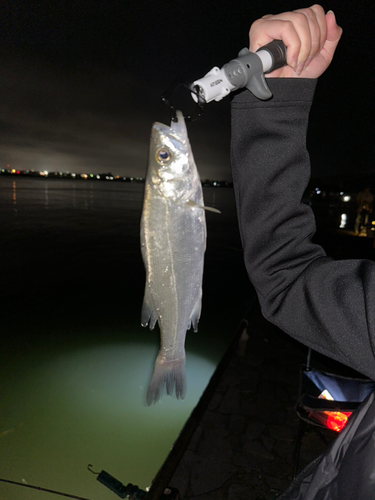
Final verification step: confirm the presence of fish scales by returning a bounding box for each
[140,111,206,405]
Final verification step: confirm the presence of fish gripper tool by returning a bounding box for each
[162,39,286,121]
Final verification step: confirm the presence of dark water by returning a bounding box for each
[0,178,251,499]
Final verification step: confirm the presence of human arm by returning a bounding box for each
[231,7,375,378]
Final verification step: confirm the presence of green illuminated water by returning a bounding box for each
[0,178,251,499]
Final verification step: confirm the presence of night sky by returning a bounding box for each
[0,0,374,180]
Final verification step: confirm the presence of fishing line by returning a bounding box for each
[0,477,93,500]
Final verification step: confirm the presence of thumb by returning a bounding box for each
[323,11,343,62]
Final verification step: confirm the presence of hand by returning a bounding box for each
[249,4,343,78]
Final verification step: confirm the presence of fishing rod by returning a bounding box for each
[162,39,287,121]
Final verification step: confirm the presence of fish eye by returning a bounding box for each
[155,147,172,165]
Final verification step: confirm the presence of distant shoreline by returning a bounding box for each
[0,169,234,188]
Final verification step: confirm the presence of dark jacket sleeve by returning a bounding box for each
[230,78,375,380]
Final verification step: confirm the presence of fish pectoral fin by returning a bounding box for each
[141,287,158,330]
[186,199,221,214]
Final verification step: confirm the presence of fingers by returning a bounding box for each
[250,15,304,71]
[249,4,341,76]
[294,5,326,71]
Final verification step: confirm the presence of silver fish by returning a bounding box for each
[140,110,206,405]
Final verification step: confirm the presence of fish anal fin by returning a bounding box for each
[189,296,202,333]
[141,286,158,330]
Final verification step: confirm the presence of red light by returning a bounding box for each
[308,410,352,432]
[325,411,352,432]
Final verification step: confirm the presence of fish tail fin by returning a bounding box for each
[146,354,186,406]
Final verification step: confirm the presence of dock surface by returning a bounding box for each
[167,302,339,500]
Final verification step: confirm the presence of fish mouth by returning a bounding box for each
[151,110,188,145]
[170,110,187,137]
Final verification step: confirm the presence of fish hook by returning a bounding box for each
[87,464,100,475]
[161,81,205,122]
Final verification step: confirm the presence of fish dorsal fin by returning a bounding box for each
[186,199,221,214]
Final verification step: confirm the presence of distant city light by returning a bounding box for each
[0,168,233,187]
